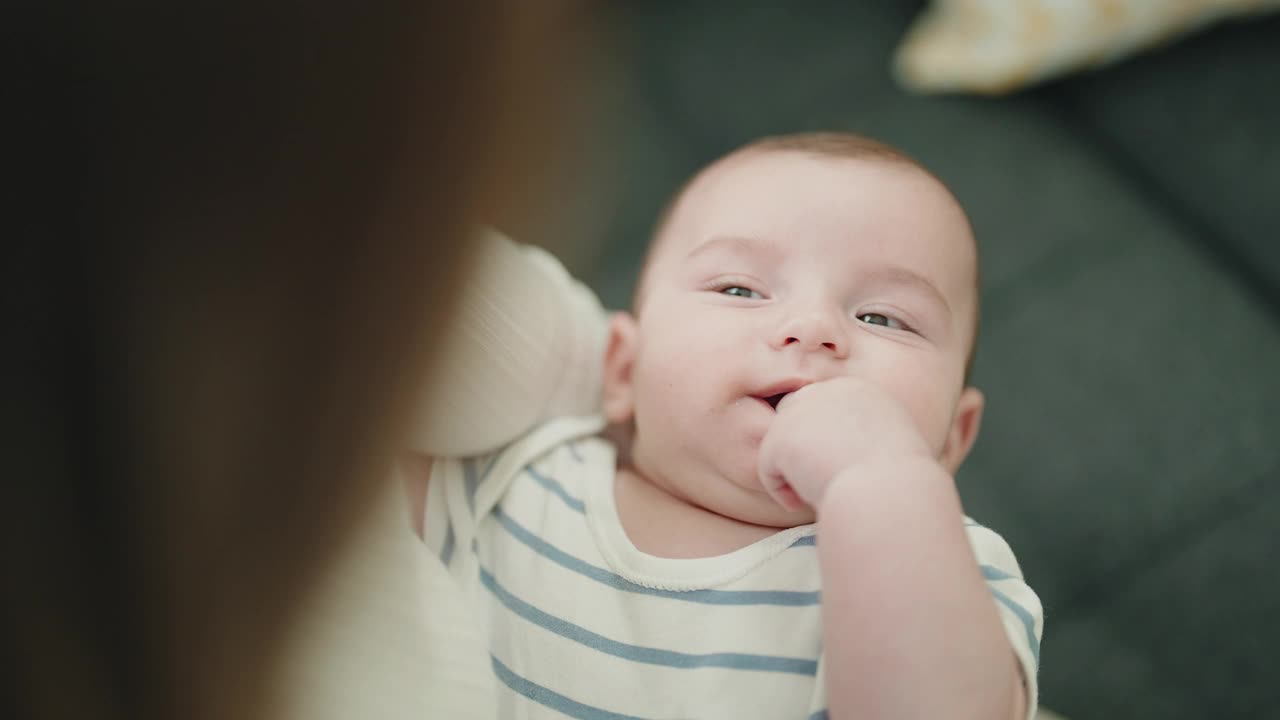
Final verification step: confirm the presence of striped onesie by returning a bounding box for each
[423,414,1042,719]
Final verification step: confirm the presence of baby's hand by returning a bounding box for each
[757,377,934,512]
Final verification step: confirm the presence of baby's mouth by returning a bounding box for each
[751,379,813,411]
[761,392,789,410]
[752,392,793,411]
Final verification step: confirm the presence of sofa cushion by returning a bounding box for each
[895,0,1280,95]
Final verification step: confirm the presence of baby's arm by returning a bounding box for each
[757,378,1039,719]
[817,460,1026,720]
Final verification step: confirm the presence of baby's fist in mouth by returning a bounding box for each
[757,376,934,511]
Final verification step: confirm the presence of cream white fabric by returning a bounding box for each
[274,486,497,720]
[427,418,828,719]
[407,228,607,457]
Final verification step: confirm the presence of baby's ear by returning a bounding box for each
[939,386,984,474]
[602,312,639,423]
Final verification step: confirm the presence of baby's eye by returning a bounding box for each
[857,312,904,330]
[720,286,763,300]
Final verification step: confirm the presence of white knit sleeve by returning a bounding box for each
[406,228,608,457]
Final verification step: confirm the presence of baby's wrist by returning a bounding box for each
[820,454,945,515]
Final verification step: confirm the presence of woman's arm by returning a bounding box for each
[402,229,607,532]
[406,228,608,457]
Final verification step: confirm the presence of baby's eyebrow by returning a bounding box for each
[685,235,784,261]
[868,264,952,317]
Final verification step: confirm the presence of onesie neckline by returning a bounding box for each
[581,436,816,591]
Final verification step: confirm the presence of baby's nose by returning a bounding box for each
[774,310,849,359]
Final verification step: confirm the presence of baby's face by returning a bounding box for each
[609,150,980,528]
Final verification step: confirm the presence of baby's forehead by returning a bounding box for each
[651,151,975,274]
[680,150,956,226]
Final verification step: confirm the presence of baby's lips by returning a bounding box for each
[771,383,818,412]
[753,378,816,410]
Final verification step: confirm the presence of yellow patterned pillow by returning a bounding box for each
[894,0,1280,95]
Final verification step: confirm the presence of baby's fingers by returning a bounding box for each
[758,419,811,512]
[758,454,809,512]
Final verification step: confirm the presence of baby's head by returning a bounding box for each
[603,132,983,528]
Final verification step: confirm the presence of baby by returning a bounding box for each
[408,132,1042,719]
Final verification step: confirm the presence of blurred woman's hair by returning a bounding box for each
[8,3,584,719]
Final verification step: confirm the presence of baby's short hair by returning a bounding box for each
[635,131,980,382]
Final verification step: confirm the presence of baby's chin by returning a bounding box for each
[709,473,818,529]
[628,432,816,528]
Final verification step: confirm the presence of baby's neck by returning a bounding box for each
[613,465,782,559]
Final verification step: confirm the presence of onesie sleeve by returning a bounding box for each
[964,517,1044,720]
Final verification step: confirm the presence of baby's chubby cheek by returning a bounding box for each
[852,357,961,452]
[896,385,961,456]
[629,357,697,432]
